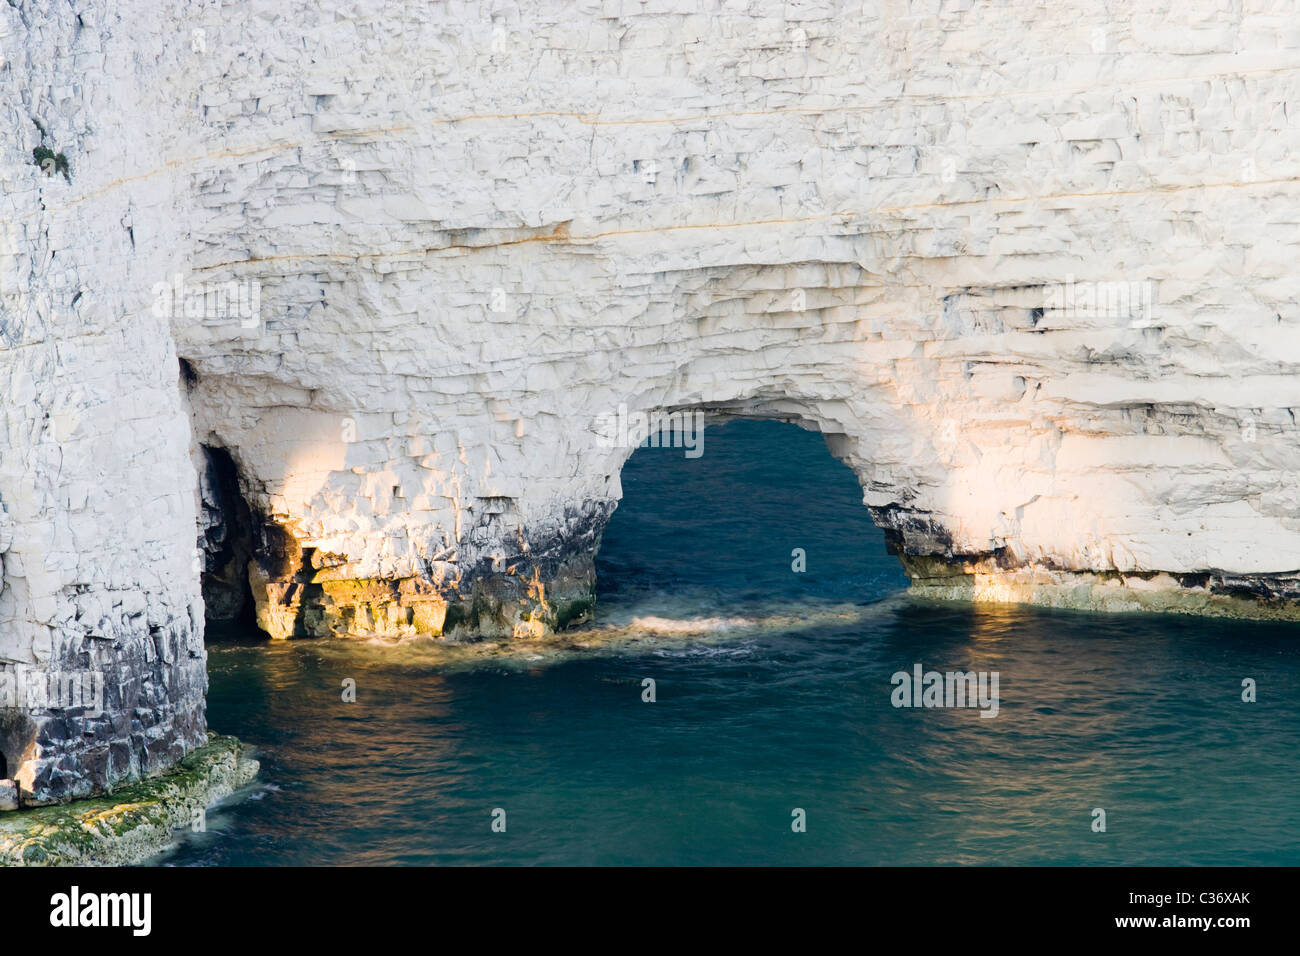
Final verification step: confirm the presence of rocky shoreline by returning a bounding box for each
[903,556,1300,622]
[0,734,258,867]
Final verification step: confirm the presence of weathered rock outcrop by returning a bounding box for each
[0,733,259,866]
[3,0,1300,800]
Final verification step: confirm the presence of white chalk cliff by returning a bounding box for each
[3,0,1300,801]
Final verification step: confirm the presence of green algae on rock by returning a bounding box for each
[0,734,258,867]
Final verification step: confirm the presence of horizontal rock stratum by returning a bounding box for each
[2,0,1300,802]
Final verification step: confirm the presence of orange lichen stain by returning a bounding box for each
[511,567,552,640]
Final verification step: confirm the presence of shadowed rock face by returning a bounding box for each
[198,445,256,626]
[4,0,1300,800]
[0,621,208,806]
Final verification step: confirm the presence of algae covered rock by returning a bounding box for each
[0,733,258,867]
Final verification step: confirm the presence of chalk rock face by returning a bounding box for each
[1,1,208,802]
[4,0,1300,797]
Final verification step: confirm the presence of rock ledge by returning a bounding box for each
[0,734,258,867]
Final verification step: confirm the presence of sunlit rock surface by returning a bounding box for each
[3,0,1300,799]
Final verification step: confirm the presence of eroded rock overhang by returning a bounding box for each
[5,1,1300,804]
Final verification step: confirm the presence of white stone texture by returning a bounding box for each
[3,0,1300,790]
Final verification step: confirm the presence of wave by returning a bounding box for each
[623,614,755,634]
[295,590,910,674]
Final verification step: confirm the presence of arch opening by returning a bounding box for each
[595,417,909,617]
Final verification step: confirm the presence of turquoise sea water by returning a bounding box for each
[161,421,1300,865]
